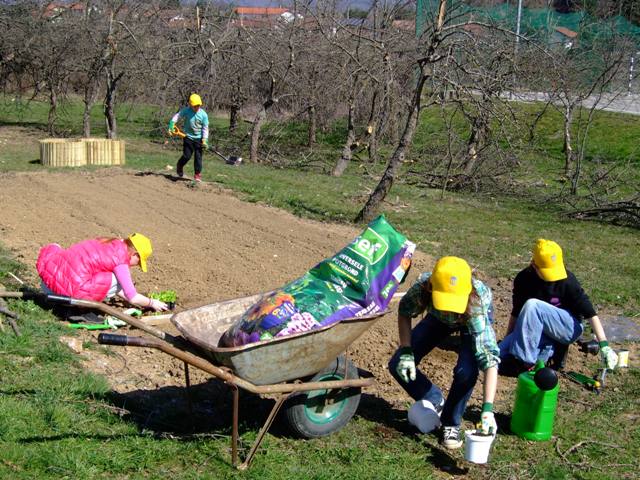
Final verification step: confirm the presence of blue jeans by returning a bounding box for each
[499,298,583,365]
[389,313,480,427]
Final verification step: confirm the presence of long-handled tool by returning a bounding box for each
[210,148,242,165]
[0,290,172,341]
[560,370,602,393]
[171,126,241,165]
[170,125,186,139]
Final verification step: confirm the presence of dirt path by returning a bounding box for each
[0,168,590,419]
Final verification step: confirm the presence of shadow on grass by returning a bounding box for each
[18,432,147,444]
[357,394,473,475]
[424,443,470,476]
[101,378,292,441]
[0,120,48,131]
[135,170,190,183]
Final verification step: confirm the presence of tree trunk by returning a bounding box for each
[571,105,598,195]
[307,104,316,146]
[372,93,391,162]
[563,103,574,177]
[462,115,488,176]
[229,103,239,132]
[365,91,378,162]
[332,101,355,176]
[104,70,123,139]
[47,86,58,135]
[250,100,271,163]
[367,125,378,162]
[355,73,427,223]
[82,79,98,137]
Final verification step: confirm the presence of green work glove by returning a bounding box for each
[167,121,176,135]
[599,343,618,370]
[396,346,416,383]
[202,139,209,150]
[480,403,497,435]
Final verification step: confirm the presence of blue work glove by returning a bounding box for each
[480,403,497,435]
[396,346,416,383]
[599,343,618,370]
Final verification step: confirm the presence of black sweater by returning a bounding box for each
[511,266,597,321]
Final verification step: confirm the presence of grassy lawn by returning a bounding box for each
[1,96,639,478]
[1,97,639,312]
[0,274,638,479]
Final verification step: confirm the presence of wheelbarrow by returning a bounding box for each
[0,290,385,469]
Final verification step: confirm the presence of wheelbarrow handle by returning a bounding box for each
[98,333,154,347]
[0,290,169,341]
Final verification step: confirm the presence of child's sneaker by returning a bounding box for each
[441,425,463,449]
[194,173,202,182]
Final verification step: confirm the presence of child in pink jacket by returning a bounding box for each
[37,233,168,312]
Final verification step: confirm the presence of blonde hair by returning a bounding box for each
[97,237,136,256]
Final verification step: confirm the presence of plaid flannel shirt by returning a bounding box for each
[398,272,500,371]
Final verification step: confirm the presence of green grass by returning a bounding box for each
[1,97,639,312]
[0,274,638,478]
[1,97,640,477]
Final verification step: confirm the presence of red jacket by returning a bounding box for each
[37,239,131,301]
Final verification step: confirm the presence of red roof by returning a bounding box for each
[234,7,289,16]
[554,26,578,38]
[43,2,85,17]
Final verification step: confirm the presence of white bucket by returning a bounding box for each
[617,350,629,368]
[464,430,495,464]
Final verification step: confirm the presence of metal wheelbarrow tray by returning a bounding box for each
[171,292,383,385]
[0,290,385,470]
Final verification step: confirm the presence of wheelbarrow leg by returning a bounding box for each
[183,362,193,414]
[237,393,288,471]
[231,384,239,467]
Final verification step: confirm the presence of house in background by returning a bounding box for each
[552,26,578,49]
[233,6,296,28]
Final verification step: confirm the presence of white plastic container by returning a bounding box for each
[407,399,441,433]
[464,430,495,464]
[617,350,629,368]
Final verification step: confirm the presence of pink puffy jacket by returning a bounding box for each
[37,238,131,301]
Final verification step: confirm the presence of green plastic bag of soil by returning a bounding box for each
[222,215,415,346]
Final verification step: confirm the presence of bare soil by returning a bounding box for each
[0,167,609,428]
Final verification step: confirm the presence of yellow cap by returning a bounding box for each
[431,256,472,314]
[532,239,567,281]
[128,233,152,273]
[189,93,202,107]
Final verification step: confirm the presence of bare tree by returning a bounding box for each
[546,41,630,193]
[241,14,302,163]
[356,0,448,223]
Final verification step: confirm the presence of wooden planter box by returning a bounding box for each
[39,138,126,167]
[40,139,87,166]
[84,138,126,165]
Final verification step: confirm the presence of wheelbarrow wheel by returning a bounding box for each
[283,355,361,439]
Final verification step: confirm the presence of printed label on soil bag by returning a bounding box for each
[221,215,415,347]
